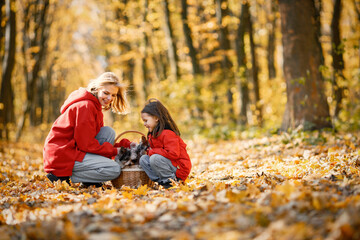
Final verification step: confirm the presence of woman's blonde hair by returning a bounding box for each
[87,72,129,114]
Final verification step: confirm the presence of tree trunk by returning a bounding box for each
[181,0,201,75]
[235,3,249,125]
[331,0,345,118]
[48,68,65,122]
[215,0,232,69]
[279,0,332,131]
[352,0,360,68]
[0,0,6,57]
[142,0,150,100]
[162,0,179,80]
[215,0,236,122]
[180,0,203,121]
[0,0,16,140]
[245,2,262,126]
[267,1,277,80]
[115,0,136,105]
[16,0,51,141]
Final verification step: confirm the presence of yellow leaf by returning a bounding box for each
[110,226,127,233]
[312,197,322,210]
[226,190,247,203]
[276,181,296,198]
[349,166,360,174]
[178,184,193,192]
[270,193,286,207]
[122,191,133,199]
[133,185,149,196]
[215,182,226,191]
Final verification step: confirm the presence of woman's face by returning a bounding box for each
[141,112,158,133]
[97,84,118,107]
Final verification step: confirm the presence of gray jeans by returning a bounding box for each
[139,154,177,184]
[71,126,121,183]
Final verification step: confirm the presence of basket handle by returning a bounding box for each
[115,130,146,143]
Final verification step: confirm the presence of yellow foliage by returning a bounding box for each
[133,185,149,196]
[1,132,360,238]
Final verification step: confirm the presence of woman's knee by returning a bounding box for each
[101,126,115,138]
[97,126,116,144]
[107,163,121,179]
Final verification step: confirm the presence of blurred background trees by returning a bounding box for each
[0,0,359,142]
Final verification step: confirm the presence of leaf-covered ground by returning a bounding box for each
[1,131,360,240]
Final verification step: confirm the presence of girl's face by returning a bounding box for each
[141,112,158,133]
[97,84,118,107]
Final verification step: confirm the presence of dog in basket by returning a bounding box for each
[115,136,149,167]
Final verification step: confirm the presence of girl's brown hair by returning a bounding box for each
[87,72,129,114]
[141,98,180,137]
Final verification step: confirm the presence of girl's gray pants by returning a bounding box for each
[139,154,177,184]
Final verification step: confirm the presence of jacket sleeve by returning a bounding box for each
[73,104,117,158]
[148,131,180,160]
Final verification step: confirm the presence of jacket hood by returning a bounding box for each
[60,88,101,113]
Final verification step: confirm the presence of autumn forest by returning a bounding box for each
[1,0,360,239]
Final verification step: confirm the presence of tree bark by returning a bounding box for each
[162,0,179,80]
[245,2,262,126]
[352,0,360,68]
[215,0,232,69]
[331,0,345,118]
[279,0,332,131]
[0,0,6,57]
[16,0,51,141]
[181,0,201,75]
[0,0,16,140]
[235,3,249,125]
[215,0,236,122]
[267,1,277,80]
[115,0,136,105]
[142,0,150,100]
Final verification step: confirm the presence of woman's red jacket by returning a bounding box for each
[43,88,129,177]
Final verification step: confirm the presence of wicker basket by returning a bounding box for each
[111,131,153,188]
[111,164,153,188]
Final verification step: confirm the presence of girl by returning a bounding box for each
[139,98,191,189]
[43,72,131,187]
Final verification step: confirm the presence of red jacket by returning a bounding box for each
[148,130,191,181]
[43,88,129,177]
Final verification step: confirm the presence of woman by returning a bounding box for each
[43,72,130,187]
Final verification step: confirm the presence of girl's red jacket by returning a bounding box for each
[43,88,130,177]
[148,130,191,181]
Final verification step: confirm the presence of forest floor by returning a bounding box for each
[1,131,360,240]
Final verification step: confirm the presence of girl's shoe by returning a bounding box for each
[160,182,172,189]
